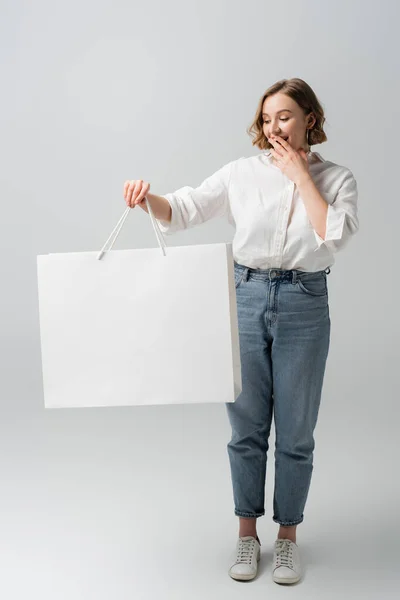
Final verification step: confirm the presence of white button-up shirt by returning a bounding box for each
[156,150,359,271]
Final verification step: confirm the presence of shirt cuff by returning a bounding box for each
[313,203,346,250]
[154,194,183,235]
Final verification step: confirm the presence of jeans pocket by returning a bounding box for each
[234,268,244,289]
[297,272,327,296]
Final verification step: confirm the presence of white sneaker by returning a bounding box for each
[272,538,302,584]
[228,535,261,581]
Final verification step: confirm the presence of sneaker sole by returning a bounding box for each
[272,571,301,584]
[228,548,260,581]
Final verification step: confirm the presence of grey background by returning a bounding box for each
[1,0,398,598]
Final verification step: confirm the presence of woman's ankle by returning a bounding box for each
[239,517,260,544]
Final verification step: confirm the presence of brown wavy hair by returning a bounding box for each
[247,78,328,151]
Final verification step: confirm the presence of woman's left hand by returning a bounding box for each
[269,135,311,186]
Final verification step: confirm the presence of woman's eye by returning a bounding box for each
[263,118,288,124]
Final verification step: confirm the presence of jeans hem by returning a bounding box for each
[272,516,304,526]
[235,509,265,518]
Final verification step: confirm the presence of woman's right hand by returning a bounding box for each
[123,179,151,212]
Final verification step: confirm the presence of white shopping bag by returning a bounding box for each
[37,199,242,408]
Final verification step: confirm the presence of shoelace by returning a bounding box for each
[236,538,257,564]
[274,539,294,567]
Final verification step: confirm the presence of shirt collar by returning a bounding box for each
[264,150,325,163]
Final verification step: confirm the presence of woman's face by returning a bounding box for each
[262,92,314,151]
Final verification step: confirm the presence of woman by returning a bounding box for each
[123,78,359,585]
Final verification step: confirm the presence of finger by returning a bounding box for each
[127,179,140,207]
[123,180,130,200]
[125,180,135,205]
[269,140,284,157]
[127,180,141,207]
[274,136,291,152]
[131,180,143,207]
[135,182,150,205]
[270,149,280,163]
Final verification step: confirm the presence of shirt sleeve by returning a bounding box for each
[155,160,234,235]
[313,169,359,252]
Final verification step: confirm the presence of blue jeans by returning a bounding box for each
[225,261,331,526]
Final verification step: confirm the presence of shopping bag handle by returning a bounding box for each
[97,197,167,260]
